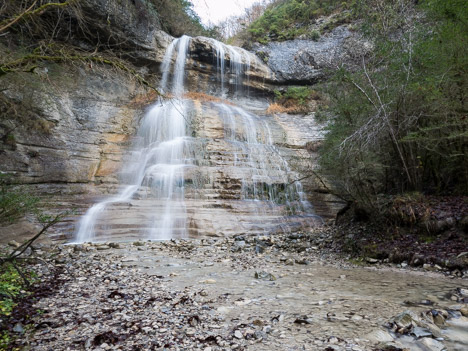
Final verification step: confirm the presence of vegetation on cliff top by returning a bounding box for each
[248,0,346,42]
[151,0,216,37]
[218,0,347,44]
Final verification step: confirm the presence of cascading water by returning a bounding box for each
[75,36,192,243]
[74,35,320,243]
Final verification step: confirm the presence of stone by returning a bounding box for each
[234,240,246,248]
[460,307,468,317]
[234,299,251,306]
[254,330,267,340]
[328,336,339,343]
[217,306,231,314]
[7,240,21,248]
[13,323,24,333]
[254,271,276,281]
[234,330,243,339]
[366,330,393,343]
[294,315,313,325]
[295,258,310,265]
[96,245,110,250]
[366,257,379,264]
[411,327,433,338]
[432,313,445,327]
[393,310,417,331]
[73,245,85,252]
[418,337,444,351]
[199,279,216,284]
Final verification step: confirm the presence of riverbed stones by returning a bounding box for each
[5,235,468,351]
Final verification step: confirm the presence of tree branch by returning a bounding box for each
[0,1,77,33]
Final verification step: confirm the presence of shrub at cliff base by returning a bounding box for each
[318,0,467,217]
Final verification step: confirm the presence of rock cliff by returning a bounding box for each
[0,0,345,241]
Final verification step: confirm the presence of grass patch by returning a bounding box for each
[268,86,322,114]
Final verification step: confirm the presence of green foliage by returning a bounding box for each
[0,174,39,224]
[0,263,26,316]
[319,0,468,212]
[248,0,344,42]
[150,0,213,37]
[0,332,11,351]
[276,86,316,105]
[310,29,320,40]
[0,261,37,350]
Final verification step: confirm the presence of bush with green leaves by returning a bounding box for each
[248,0,344,42]
[277,86,318,104]
[318,0,468,212]
[0,263,29,316]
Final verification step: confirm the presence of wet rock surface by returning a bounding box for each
[5,230,468,351]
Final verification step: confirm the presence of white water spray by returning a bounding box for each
[75,36,191,243]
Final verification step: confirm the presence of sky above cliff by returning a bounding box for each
[191,0,258,25]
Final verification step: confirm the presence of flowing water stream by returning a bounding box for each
[74,36,319,243]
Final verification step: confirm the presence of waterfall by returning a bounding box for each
[208,39,252,97]
[74,35,320,243]
[75,36,192,243]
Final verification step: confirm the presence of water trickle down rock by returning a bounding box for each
[74,35,323,243]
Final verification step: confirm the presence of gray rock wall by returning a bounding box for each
[252,25,371,84]
[0,2,351,240]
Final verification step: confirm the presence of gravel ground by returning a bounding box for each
[4,229,468,351]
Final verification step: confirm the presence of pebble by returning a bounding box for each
[460,307,468,317]
[8,240,21,248]
[366,257,378,264]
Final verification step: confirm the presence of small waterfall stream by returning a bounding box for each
[75,35,320,243]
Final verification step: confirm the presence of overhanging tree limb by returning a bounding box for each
[0,1,77,33]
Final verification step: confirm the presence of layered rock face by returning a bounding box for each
[0,0,172,189]
[72,36,327,243]
[1,0,344,242]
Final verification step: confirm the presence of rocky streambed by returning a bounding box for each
[4,230,468,351]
